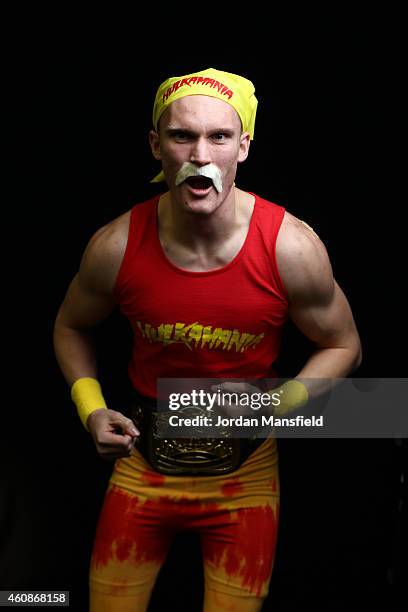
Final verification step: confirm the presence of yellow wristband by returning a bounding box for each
[270,379,309,416]
[71,377,107,430]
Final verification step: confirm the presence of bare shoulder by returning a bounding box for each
[276,211,334,303]
[78,210,131,295]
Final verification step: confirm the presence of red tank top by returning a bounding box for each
[113,193,289,398]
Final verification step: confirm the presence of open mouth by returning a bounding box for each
[184,176,214,191]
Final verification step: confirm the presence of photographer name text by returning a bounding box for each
[167,414,324,428]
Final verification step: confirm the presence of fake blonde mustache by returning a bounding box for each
[174,162,223,193]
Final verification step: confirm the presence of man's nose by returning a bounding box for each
[190,137,211,166]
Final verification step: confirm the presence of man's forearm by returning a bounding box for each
[53,323,99,386]
[294,344,362,399]
[266,343,362,417]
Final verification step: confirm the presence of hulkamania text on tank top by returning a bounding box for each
[136,320,265,353]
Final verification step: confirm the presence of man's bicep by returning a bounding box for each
[56,221,126,329]
[56,273,116,329]
[289,280,359,348]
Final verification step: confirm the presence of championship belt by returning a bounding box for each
[130,395,264,476]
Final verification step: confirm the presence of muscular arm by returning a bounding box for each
[53,223,123,384]
[53,214,138,457]
[277,214,362,395]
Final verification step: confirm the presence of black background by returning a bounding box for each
[2,17,406,612]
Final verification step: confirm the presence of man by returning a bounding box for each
[54,68,362,611]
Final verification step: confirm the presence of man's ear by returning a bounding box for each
[238,131,251,163]
[149,130,162,160]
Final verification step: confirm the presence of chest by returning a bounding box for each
[159,229,248,272]
[119,258,288,337]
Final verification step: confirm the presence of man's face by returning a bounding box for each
[149,95,250,215]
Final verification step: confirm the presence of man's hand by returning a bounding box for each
[211,380,311,419]
[211,382,263,417]
[87,408,140,461]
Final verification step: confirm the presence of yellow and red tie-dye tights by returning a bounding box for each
[90,438,279,612]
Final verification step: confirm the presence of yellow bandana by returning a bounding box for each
[151,67,258,183]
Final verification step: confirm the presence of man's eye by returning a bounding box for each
[174,132,189,140]
[212,132,230,142]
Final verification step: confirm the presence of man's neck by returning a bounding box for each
[157,187,255,272]
[159,186,246,250]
